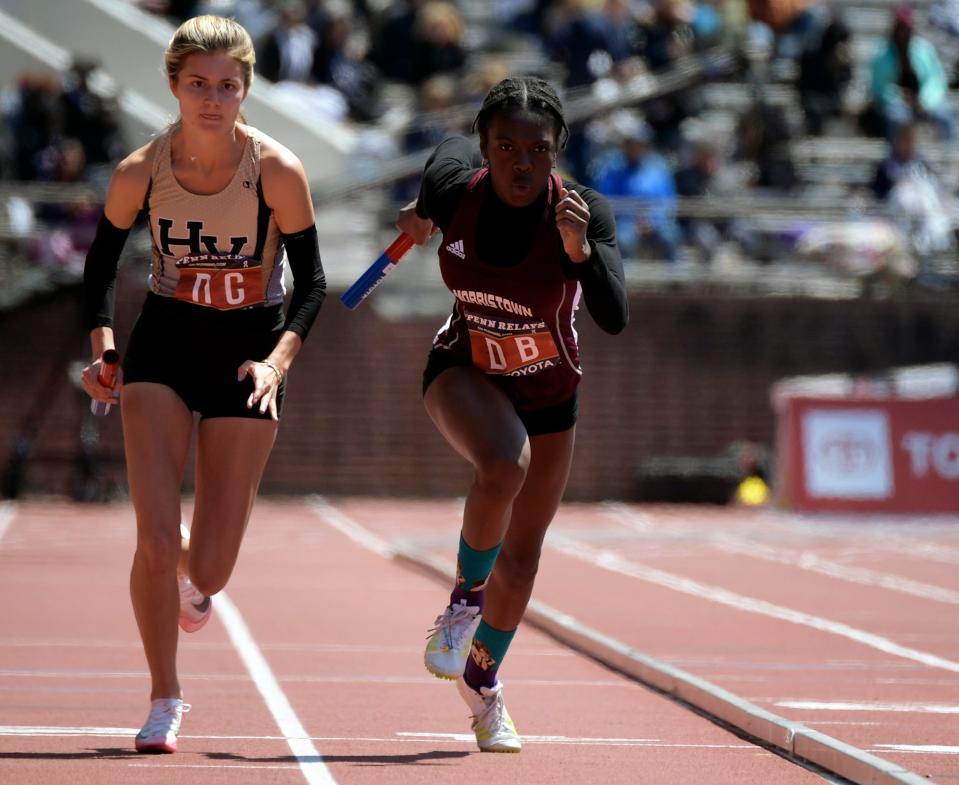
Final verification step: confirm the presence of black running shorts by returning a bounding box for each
[422,348,577,436]
[123,292,286,420]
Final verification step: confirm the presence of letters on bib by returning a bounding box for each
[174,254,265,310]
[466,312,561,376]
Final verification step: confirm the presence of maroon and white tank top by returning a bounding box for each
[432,169,583,409]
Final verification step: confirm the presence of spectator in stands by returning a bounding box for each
[675,136,758,262]
[640,0,722,70]
[31,139,100,273]
[461,54,512,107]
[545,0,645,88]
[311,1,384,121]
[141,0,199,23]
[60,58,126,166]
[747,0,819,59]
[394,73,465,201]
[797,13,852,135]
[257,0,318,84]
[368,0,430,83]
[592,111,682,261]
[638,0,720,149]
[871,122,935,199]
[735,98,797,190]
[9,73,61,181]
[866,5,954,141]
[409,1,468,86]
[500,0,551,36]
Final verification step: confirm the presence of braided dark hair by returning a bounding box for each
[472,77,569,148]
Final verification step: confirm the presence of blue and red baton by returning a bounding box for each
[90,349,120,417]
[340,233,415,310]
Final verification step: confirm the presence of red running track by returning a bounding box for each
[1,498,956,784]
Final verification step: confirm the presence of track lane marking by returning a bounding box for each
[0,502,15,545]
[307,497,931,785]
[605,503,959,605]
[0,725,754,748]
[776,701,959,714]
[547,533,959,675]
[215,592,337,785]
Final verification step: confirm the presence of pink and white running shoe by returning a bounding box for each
[134,698,190,753]
[178,574,212,633]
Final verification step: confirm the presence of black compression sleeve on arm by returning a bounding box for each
[281,224,326,340]
[561,186,628,334]
[83,214,131,330]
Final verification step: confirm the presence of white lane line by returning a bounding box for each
[606,503,959,605]
[0,667,627,688]
[396,731,751,748]
[547,534,959,675]
[1,725,736,748]
[886,540,959,566]
[215,592,337,785]
[307,496,391,557]
[129,763,300,770]
[310,499,930,785]
[0,638,567,656]
[777,701,959,714]
[875,745,959,755]
[0,726,140,737]
[0,501,16,545]
[712,539,959,605]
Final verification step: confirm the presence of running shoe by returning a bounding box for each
[424,600,481,679]
[456,678,521,753]
[134,698,190,753]
[178,574,212,633]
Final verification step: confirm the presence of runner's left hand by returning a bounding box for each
[555,187,591,263]
[238,360,282,421]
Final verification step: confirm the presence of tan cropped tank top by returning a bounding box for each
[146,123,285,310]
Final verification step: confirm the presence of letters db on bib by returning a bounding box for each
[174,254,265,310]
[466,314,561,376]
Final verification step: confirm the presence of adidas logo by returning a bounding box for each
[445,239,466,259]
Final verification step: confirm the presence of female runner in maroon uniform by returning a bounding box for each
[79,16,324,753]
[397,77,628,751]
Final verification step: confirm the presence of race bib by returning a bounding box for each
[466,313,561,376]
[174,254,265,310]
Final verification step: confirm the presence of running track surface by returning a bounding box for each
[1,498,957,785]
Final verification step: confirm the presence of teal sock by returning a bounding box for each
[464,620,516,690]
[450,533,501,609]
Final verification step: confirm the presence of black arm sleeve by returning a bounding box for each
[281,225,326,340]
[83,213,131,330]
[562,184,629,335]
[414,136,483,231]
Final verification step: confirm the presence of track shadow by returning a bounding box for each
[0,748,140,761]
[206,749,470,766]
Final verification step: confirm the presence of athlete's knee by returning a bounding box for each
[134,528,182,574]
[475,451,529,499]
[495,545,542,589]
[186,556,233,597]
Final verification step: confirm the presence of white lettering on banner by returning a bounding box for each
[452,289,534,317]
[507,359,559,376]
[224,272,245,305]
[193,272,212,304]
[802,409,893,499]
[485,337,507,370]
[515,335,539,363]
[901,432,959,479]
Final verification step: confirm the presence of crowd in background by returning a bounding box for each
[3,0,959,273]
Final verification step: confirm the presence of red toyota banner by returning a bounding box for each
[775,395,959,513]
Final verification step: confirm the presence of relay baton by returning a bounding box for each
[90,349,120,417]
[340,233,415,310]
